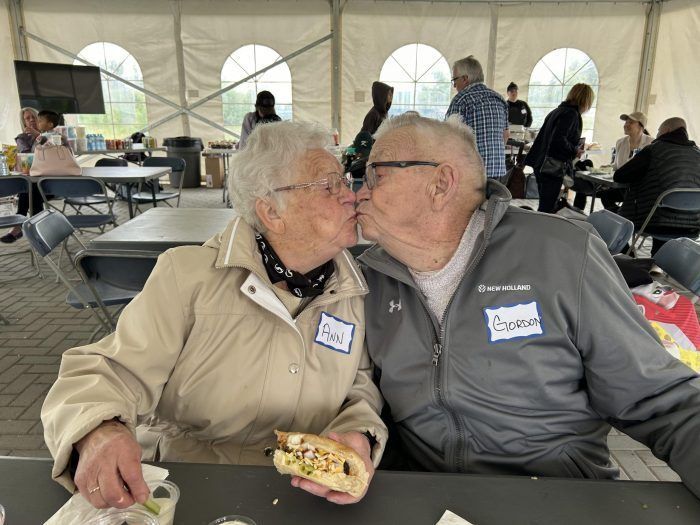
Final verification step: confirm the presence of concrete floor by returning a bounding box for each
[0,189,681,483]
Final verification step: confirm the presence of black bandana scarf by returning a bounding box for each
[255,233,334,298]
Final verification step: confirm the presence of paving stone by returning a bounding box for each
[607,434,648,451]
[0,419,34,434]
[0,363,28,383]
[2,373,37,395]
[8,448,51,458]
[636,450,667,468]
[28,365,60,374]
[611,450,657,481]
[0,406,24,419]
[0,394,16,406]
[18,356,60,365]
[12,384,49,407]
[650,466,681,482]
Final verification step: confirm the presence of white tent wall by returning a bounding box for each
[0,0,22,144]
[21,0,185,141]
[648,0,700,140]
[180,0,331,144]
[495,2,647,151]
[342,1,491,142]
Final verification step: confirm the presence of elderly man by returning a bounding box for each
[614,116,700,255]
[446,56,508,181]
[356,113,700,497]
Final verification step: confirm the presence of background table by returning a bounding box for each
[576,171,628,212]
[202,148,235,205]
[81,166,172,219]
[2,457,699,525]
[90,207,236,251]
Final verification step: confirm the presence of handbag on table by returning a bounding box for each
[29,143,82,176]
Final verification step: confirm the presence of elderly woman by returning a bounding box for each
[41,120,386,509]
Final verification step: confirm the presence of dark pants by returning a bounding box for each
[536,172,563,213]
[646,227,700,256]
[600,188,626,212]
[573,192,588,211]
[16,183,45,217]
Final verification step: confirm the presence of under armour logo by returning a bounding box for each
[478,285,486,293]
[389,299,402,313]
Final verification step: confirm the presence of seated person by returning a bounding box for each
[614,116,700,255]
[355,113,700,498]
[41,121,386,509]
[600,112,654,212]
[2,108,55,243]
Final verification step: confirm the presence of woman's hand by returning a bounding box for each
[24,126,39,138]
[291,431,375,504]
[74,419,150,509]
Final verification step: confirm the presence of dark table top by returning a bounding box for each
[2,456,699,525]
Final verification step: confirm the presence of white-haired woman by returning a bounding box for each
[41,120,386,509]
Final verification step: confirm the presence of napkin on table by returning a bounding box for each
[435,509,477,525]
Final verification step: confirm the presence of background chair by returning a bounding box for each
[653,237,700,302]
[61,158,125,214]
[0,176,42,283]
[132,157,186,213]
[74,249,160,329]
[627,188,700,255]
[21,209,111,337]
[95,158,128,167]
[587,210,635,255]
[38,177,118,232]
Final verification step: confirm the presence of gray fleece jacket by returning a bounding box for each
[359,181,700,498]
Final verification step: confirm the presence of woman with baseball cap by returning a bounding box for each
[236,90,282,149]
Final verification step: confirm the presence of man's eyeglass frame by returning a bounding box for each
[364,161,439,190]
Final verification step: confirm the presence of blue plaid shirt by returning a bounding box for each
[445,82,509,180]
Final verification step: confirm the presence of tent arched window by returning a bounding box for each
[528,48,599,141]
[221,44,293,137]
[70,42,148,139]
[379,44,451,120]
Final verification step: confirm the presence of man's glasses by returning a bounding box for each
[451,75,465,86]
[272,172,352,195]
[364,161,439,190]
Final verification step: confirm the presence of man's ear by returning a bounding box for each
[428,163,459,211]
[255,197,286,234]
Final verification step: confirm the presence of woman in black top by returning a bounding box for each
[524,83,595,213]
[506,82,532,128]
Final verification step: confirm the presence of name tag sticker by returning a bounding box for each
[314,312,355,354]
[483,301,544,343]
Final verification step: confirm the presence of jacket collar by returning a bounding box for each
[655,127,696,148]
[358,180,511,287]
[205,217,369,296]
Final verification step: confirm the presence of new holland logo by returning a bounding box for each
[478,284,531,293]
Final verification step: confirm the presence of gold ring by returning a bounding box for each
[89,486,101,494]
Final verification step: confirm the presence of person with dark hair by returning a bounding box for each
[237,91,282,149]
[506,82,532,127]
[361,82,394,135]
[524,83,595,213]
[37,110,60,129]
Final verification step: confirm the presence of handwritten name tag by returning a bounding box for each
[314,312,355,354]
[483,301,544,343]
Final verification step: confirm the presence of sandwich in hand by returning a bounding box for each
[273,430,369,498]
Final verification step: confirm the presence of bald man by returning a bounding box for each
[356,113,700,499]
[614,116,700,254]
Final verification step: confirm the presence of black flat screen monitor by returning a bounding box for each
[14,60,105,114]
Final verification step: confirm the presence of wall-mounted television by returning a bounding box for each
[14,60,105,114]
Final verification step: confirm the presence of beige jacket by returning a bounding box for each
[614,133,654,170]
[42,218,386,491]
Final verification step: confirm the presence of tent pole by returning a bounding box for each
[331,0,343,137]
[486,3,499,88]
[170,0,191,136]
[635,0,662,115]
[9,0,29,60]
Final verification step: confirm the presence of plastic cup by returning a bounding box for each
[18,153,33,175]
[0,503,5,525]
[208,516,257,525]
[86,508,159,525]
[142,479,179,525]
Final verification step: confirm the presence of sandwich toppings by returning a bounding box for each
[279,433,350,477]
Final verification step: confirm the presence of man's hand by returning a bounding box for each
[291,431,375,505]
[74,419,150,509]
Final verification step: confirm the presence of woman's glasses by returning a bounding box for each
[272,172,352,195]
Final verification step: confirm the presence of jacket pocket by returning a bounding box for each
[559,446,588,478]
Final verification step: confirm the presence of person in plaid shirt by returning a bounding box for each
[446,56,509,181]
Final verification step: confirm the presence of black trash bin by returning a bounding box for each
[163,137,203,188]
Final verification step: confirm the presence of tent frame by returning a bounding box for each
[8,0,664,139]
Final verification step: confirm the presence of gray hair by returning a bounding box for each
[19,107,39,129]
[453,56,484,84]
[375,113,486,192]
[229,120,332,231]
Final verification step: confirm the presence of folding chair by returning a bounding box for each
[21,209,112,338]
[38,177,118,233]
[73,249,160,330]
[587,210,634,255]
[132,157,186,214]
[0,176,43,283]
[626,188,700,255]
[62,158,125,214]
[653,237,700,303]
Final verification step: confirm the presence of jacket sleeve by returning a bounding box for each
[361,109,382,135]
[548,111,580,160]
[524,101,533,128]
[41,252,192,492]
[613,145,653,183]
[237,113,255,149]
[575,233,700,498]
[321,340,388,467]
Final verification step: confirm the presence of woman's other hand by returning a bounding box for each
[291,430,375,504]
[74,419,150,509]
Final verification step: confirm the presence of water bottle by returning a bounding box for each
[0,153,9,176]
[86,134,92,151]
